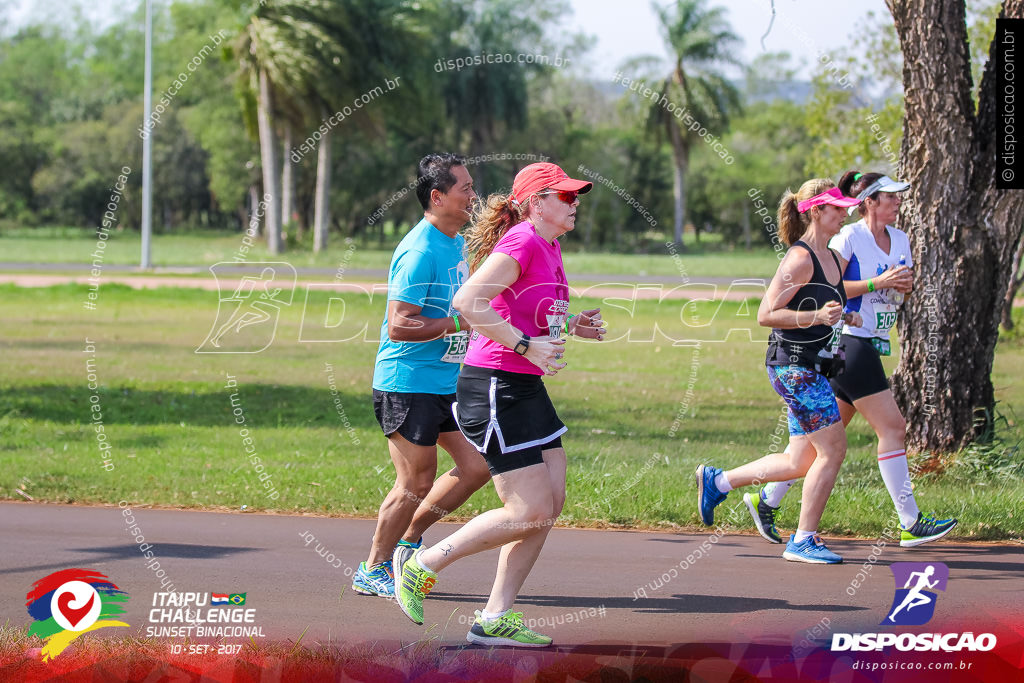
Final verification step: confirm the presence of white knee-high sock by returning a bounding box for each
[878,449,920,528]
[761,480,795,508]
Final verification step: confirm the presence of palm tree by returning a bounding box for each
[304,0,431,252]
[236,0,429,253]
[625,0,741,247]
[440,0,563,194]
[235,2,352,254]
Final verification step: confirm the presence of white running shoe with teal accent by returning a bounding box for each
[352,560,394,596]
[782,534,843,564]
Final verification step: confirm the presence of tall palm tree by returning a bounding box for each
[236,1,353,253]
[304,0,431,252]
[440,0,563,194]
[626,0,741,246]
[236,0,429,253]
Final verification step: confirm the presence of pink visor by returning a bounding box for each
[797,187,861,213]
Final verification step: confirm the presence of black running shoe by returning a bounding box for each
[743,492,782,544]
[900,513,958,547]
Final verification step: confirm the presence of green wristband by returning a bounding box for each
[867,279,875,293]
[565,314,576,334]
[453,314,460,333]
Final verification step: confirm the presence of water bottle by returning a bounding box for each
[891,255,907,305]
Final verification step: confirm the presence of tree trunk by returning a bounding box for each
[888,0,1024,453]
[257,67,282,254]
[742,206,752,250]
[313,113,331,253]
[1001,238,1024,329]
[248,184,261,237]
[281,123,294,238]
[668,121,688,248]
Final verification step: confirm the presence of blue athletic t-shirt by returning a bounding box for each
[372,218,469,394]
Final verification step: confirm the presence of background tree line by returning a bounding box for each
[1,0,997,255]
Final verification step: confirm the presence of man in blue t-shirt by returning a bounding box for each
[353,154,490,598]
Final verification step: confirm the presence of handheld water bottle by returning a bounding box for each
[892,255,907,305]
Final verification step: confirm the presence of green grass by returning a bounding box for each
[0,227,782,279]
[0,622,677,680]
[2,284,1022,540]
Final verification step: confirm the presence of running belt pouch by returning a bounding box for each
[814,350,845,379]
[767,331,817,369]
[870,337,891,356]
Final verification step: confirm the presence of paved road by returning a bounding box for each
[2,502,1020,651]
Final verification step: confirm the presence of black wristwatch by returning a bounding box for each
[513,334,531,356]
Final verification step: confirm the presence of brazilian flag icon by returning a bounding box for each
[229,593,246,605]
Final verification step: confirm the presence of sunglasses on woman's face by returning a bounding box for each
[535,190,578,204]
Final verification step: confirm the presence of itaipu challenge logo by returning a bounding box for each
[25,569,130,661]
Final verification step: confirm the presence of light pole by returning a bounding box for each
[141,0,153,269]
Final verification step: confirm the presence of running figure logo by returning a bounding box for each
[883,562,949,626]
[197,263,296,353]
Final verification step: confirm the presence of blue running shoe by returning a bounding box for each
[782,535,843,564]
[695,464,728,526]
[391,537,422,591]
[352,560,394,596]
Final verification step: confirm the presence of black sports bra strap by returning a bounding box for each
[793,240,841,287]
[792,240,820,274]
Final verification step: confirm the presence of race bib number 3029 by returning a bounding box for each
[876,310,898,331]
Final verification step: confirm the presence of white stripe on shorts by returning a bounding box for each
[453,377,566,455]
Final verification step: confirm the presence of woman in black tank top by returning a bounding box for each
[694,179,864,565]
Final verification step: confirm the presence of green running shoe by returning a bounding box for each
[900,513,958,547]
[391,537,422,592]
[466,610,552,648]
[744,492,782,544]
[396,548,436,625]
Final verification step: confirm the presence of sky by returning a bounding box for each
[566,0,890,79]
[7,0,891,79]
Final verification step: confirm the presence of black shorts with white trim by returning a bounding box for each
[453,364,565,475]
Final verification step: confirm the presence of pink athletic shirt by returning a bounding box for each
[464,221,570,375]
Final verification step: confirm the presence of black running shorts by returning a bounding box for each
[453,365,566,475]
[829,334,891,404]
[372,390,459,446]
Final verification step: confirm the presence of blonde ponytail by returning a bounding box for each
[464,193,524,272]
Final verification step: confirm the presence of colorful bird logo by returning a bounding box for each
[25,569,130,661]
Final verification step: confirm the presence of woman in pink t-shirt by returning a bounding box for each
[393,162,606,647]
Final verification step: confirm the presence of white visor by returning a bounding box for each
[848,175,911,214]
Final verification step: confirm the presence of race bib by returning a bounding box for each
[875,305,898,333]
[828,325,843,353]
[871,337,891,356]
[545,313,567,340]
[440,331,469,363]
